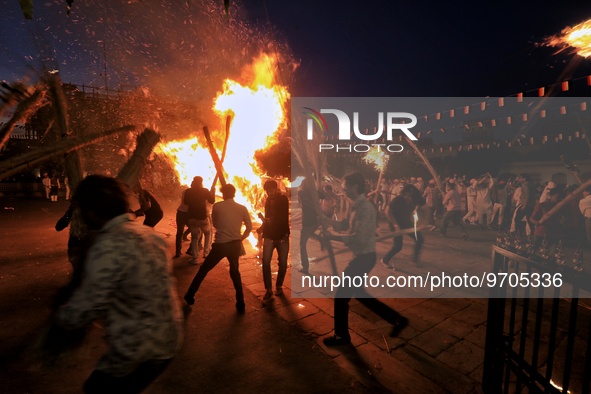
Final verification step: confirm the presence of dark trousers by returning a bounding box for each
[83,358,171,394]
[441,210,467,237]
[186,240,244,303]
[383,230,424,263]
[334,252,401,339]
[175,210,189,255]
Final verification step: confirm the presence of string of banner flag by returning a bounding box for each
[324,74,591,155]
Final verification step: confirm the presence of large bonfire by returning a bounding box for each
[157,52,289,213]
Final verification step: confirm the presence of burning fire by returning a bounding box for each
[547,18,591,58]
[158,52,289,215]
[363,146,389,172]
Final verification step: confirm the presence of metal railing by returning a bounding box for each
[483,246,591,393]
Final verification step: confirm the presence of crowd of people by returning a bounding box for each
[294,170,591,296]
[39,167,590,392]
[41,172,70,201]
[313,172,590,250]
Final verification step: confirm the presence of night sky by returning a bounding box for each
[2,1,591,98]
[247,0,591,97]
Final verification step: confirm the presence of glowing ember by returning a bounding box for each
[547,18,591,58]
[363,146,389,172]
[549,379,571,393]
[158,52,289,214]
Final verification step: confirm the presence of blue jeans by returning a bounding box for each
[262,237,289,290]
[188,218,211,258]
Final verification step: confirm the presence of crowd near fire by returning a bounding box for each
[5,1,591,393]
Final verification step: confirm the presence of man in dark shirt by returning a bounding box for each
[261,180,290,301]
[382,184,425,269]
[184,176,215,264]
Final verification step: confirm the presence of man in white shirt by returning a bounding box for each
[462,178,478,224]
[184,184,252,312]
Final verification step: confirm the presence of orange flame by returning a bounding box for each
[363,146,389,172]
[158,52,289,215]
[547,18,591,58]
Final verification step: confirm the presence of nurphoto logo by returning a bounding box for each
[303,107,418,153]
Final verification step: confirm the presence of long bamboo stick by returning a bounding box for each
[211,115,232,189]
[0,125,135,181]
[404,136,444,195]
[202,126,227,187]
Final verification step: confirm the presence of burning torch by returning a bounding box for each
[363,147,389,203]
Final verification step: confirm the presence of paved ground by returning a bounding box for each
[0,196,498,393]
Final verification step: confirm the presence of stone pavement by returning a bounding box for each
[238,215,496,394]
[0,196,497,393]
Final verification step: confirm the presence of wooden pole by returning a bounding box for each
[404,136,444,195]
[202,126,227,187]
[211,115,232,189]
[0,125,135,181]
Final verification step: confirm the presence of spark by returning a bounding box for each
[413,210,418,240]
[546,18,591,58]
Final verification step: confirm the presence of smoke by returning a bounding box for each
[3,0,295,132]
